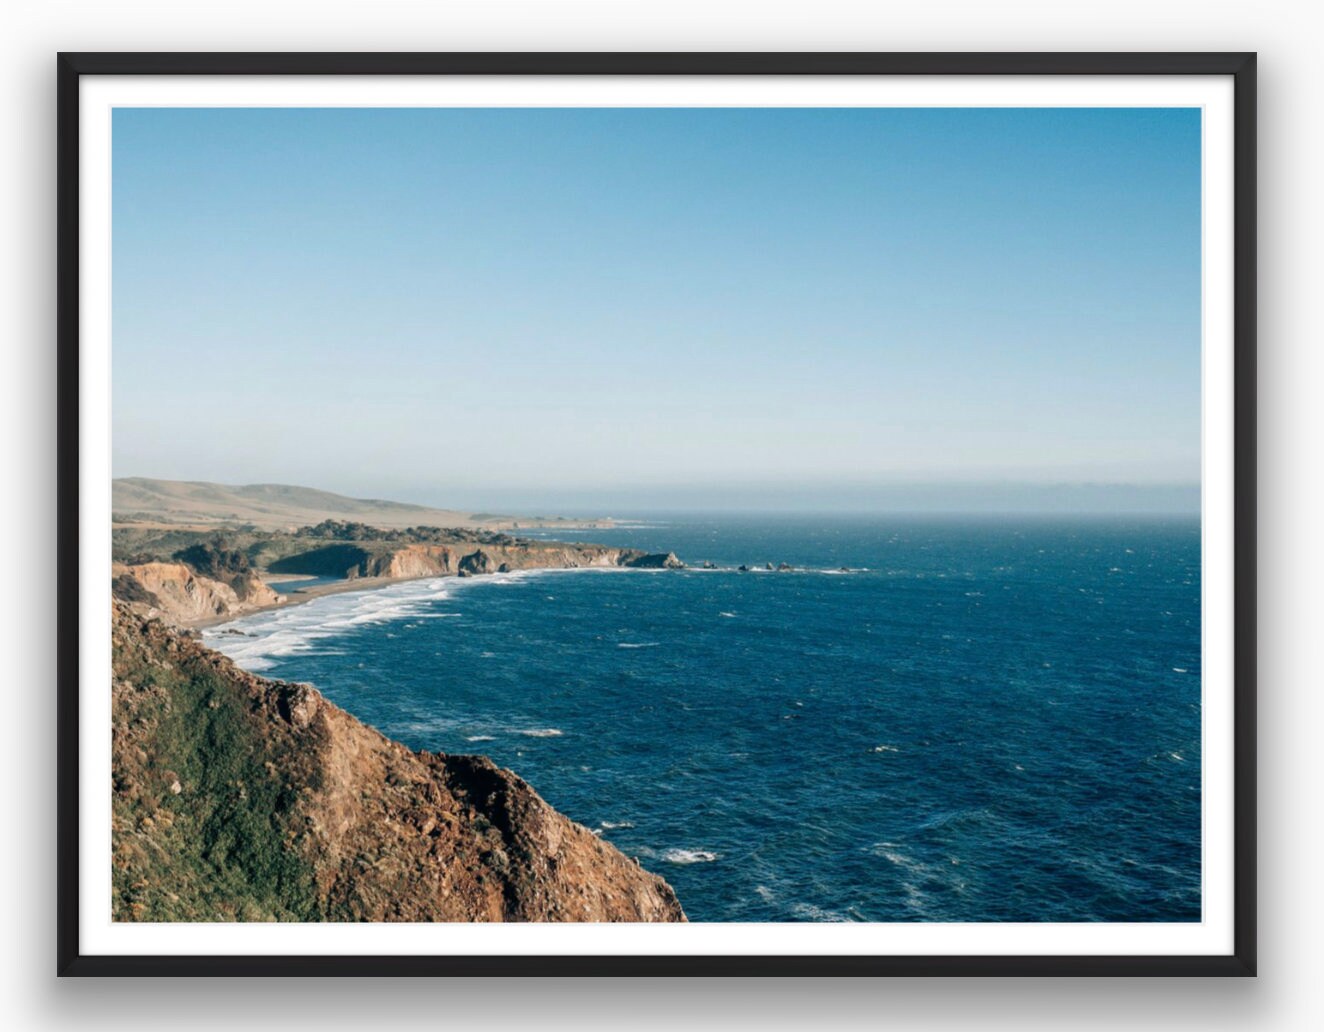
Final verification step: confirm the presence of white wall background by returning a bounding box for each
[0,2,1316,1028]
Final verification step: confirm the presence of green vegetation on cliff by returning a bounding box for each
[111,607,686,923]
[114,522,546,573]
[112,615,322,921]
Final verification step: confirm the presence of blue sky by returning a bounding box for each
[112,107,1201,513]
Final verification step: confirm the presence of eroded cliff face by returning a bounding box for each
[282,542,673,580]
[111,561,280,623]
[111,605,685,923]
[113,530,685,627]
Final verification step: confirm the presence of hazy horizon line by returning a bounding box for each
[112,474,1201,489]
[112,474,1201,517]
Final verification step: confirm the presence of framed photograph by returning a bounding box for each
[58,52,1256,976]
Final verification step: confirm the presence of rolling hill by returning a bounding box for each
[111,478,595,531]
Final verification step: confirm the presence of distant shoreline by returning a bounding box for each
[111,476,621,533]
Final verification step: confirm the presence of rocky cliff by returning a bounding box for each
[111,604,686,923]
[113,531,684,627]
[270,541,681,581]
[111,561,280,623]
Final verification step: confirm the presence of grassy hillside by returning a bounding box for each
[112,477,605,531]
[112,612,323,921]
[111,606,686,923]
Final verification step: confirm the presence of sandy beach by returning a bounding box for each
[190,571,452,630]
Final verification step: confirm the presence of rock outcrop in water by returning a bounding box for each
[111,604,686,923]
[623,552,685,570]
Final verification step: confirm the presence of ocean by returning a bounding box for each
[204,515,1202,922]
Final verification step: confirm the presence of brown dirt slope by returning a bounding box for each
[111,604,685,923]
[111,561,279,623]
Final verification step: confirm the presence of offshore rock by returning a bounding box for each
[624,552,685,570]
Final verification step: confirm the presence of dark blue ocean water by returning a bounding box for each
[206,516,1202,922]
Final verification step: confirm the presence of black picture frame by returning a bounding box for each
[57,50,1257,977]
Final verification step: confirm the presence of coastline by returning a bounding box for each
[112,602,687,922]
[195,560,671,632]
[190,571,453,630]
[124,552,694,921]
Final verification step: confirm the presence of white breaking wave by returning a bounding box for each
[204,565,665,673]
[789,901,850,922]
[517,728,564,738]
[617,642,660,649]
[872,845,921,871]
[660,848,719,864]
[591,820,636,836]
[202,575,463,671]
[465,735,496,742]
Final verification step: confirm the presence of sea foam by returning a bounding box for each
[661,848,720,864]
[203,576,460,671]
[203,566,611,672]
